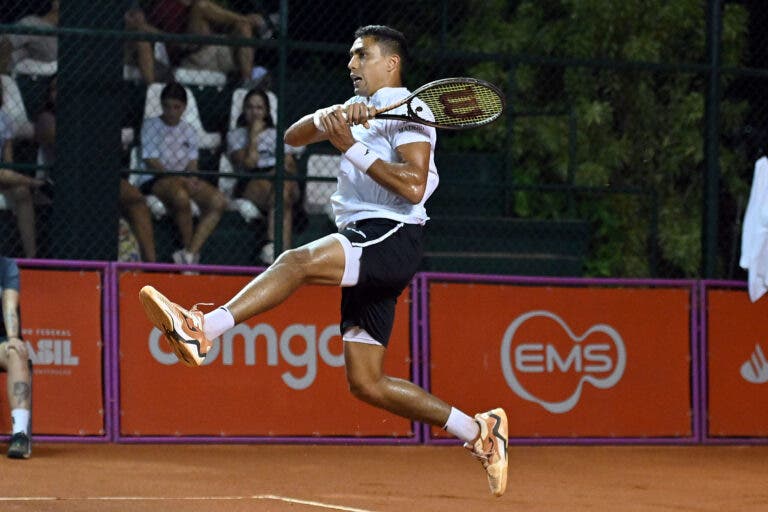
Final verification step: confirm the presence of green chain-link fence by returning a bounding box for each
[0,0,760,278]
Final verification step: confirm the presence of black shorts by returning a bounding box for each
[339,218,424,347]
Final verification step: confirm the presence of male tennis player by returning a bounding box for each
[139,24,508,496]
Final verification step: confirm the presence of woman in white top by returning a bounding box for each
[227,88,300,263]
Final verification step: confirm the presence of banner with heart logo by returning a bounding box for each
[426,278,694,440]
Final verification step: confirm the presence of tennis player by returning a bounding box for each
[139,24,508,496]
[0,256,32,459]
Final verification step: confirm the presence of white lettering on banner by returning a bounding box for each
[25,339,80,366]
[148,323,345,390]
[740,343,768,384]
[500,310,626,414]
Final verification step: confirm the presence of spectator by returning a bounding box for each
[0,256,32,459]
[123,6,170,85]
[0,87,43,259]
[139,81,226,265]
[131,0,269,86]
[35,76,157,262]
[0,0,58,74]
[227,88,300,264]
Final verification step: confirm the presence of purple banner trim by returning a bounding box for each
[115,261,267,274]
[117,436,419,445]
[409,276,423,444]
[428,436,701,446]
[690,283,702,443]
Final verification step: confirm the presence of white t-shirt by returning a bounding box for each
[331,87,439,230]
[227,126,300,170]
[139,116,198,185]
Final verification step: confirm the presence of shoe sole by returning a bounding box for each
[139,286,203,367]
[485,408,509,497]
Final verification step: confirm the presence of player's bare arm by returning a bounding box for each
[284,113,328,147]
[322,108,429,204]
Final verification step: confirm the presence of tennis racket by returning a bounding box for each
[373,77,505,130]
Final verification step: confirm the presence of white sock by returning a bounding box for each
[203,306,235,340]
[11,408,30,435]
[443,407,479,443]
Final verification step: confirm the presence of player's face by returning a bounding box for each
[348,36,391,97]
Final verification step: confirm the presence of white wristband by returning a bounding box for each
[312,108,327,132]
[344,142,378,173]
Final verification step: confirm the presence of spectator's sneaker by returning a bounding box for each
[139,286,212,367]
[7,432,31,459]
[464,408,508,497]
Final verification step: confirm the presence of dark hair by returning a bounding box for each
[236,88,274,128]
[353,25,408,70]
[160,81,187,104]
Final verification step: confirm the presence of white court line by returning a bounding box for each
[0,495,376,512]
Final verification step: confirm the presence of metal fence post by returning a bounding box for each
[702,0,722,277]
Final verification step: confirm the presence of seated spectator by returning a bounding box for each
[0,88,43,259]
[227,88,300,264]
[0,0,58,74]
[139,81,226,264]
[35,75,157,262]
[128,0,268,86]
[123,6,170,85]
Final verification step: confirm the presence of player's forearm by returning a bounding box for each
[366,161,427,204]
[285,114,328,147]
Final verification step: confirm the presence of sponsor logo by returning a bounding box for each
[26,339,80,366]
[500,310,626,413]
[740,343,768,384]
[149,323,344,390]
[439,86,483,119]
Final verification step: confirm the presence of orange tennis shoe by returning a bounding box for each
[139,285,212,367]
[465,407,509,497]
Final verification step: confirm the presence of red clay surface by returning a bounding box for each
[0,443,766,511]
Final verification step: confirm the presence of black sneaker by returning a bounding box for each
[7,432,31,459]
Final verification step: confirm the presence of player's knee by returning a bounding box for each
[346,373,382,405]
[6,340,29,364]
[272,246,310,277]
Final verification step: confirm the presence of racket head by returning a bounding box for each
[377,77,506,130]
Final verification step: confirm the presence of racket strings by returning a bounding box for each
[415,83,504,127]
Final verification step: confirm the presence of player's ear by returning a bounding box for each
[387,53,400,73]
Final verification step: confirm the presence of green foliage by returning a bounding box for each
[434,0,750,277]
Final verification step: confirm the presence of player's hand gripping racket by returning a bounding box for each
[373,77,505,130]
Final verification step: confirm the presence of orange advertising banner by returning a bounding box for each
[118,271,413,437]
[428,281,693,438]
[707,288,768,437]
[0,269,105,436]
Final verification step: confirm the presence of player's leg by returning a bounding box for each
[343,340,451,426]
[343,331,507,497]
[138,233,346,366]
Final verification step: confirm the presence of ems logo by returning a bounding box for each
[500,310,626,414]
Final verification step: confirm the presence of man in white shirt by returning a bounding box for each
[139,25,508,497]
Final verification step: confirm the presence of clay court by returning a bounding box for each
[1,443,766,511]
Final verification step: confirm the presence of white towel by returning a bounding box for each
[740,157,768,301]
